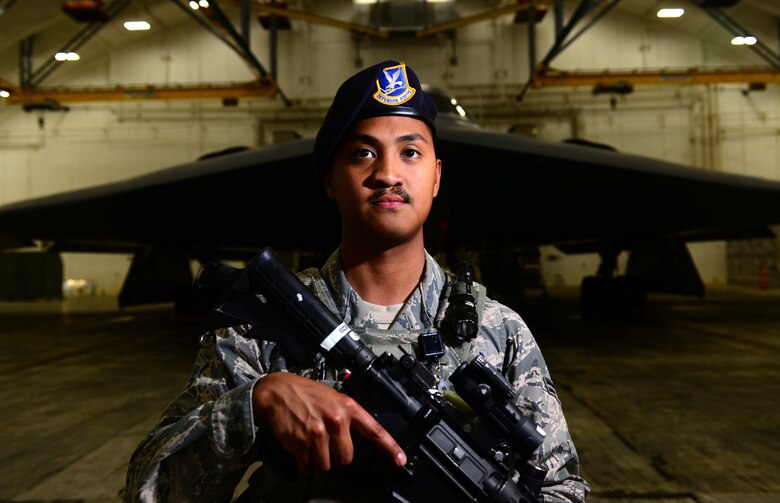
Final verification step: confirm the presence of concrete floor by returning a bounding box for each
[1,286,778,502]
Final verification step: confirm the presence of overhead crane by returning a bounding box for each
[2,0,779,107]
[531,67,780,89]
[0,78,277,106]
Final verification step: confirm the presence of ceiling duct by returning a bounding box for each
[353,0,459,35]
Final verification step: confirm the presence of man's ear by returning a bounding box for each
[433,158,442,197]
[324,167,335,199]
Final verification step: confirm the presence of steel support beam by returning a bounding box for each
[29,0,131,87]
[171,0,243,53]
[269,0,278,80]
[241,0,250,44]
[207,0,291,105]
[554,0,564,39]
[19,36,33,88]
[208,0,268,76]
[518,0,603,100]
[171,0,290,105]
[172,0,265,78]
[696,3,780,68]
[528,9,537,78]
[541,0,603,68]
[556,0,621,55]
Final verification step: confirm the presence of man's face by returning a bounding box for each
[325,115,442,247]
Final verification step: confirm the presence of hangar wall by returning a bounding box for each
[0,1,778,296]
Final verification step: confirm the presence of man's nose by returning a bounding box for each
[371,155,403,186]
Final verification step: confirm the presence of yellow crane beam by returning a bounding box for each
[0,78,277,105]
[416,1,547,37]
[256,4,389,38]
[532,68,780,88]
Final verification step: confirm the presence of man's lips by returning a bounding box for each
[372,195,405,208]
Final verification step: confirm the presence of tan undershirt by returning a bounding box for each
[362,300,404,329]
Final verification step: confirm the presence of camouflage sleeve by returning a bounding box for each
[124,325,269,502]
[474,299,591,503]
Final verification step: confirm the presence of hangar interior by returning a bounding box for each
[1,0,779,297]
[1,1,780,502]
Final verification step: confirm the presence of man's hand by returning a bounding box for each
[253,372,407,474]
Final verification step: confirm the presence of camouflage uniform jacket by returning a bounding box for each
[125,249,590,502]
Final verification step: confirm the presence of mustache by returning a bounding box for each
[368,187,411,204]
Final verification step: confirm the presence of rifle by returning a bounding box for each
[197,247,547,503]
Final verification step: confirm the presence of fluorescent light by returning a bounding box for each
[124,21,150,31]
[657,8,684,18]
[733,36,758,46]
[455,105,466,117]
[55,52,79,61]
[198,0,209,7]
[0,90,9,98]
[189,0,199,9]
[354,0,377,4]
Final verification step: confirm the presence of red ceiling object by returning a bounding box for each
[258,1,292,30]
[514,0,547,24]
[62,0,109,22]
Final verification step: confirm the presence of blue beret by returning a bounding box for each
[313,60,437,181]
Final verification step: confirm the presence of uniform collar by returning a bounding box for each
[321,248,445,330]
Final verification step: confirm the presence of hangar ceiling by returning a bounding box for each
[0,0,778,106]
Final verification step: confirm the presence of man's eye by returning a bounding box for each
[356,148,375,158]
[402,149,420,158]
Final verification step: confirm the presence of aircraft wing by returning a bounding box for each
[0,138,341,257]
[436,122,780,253]
[1,120,779,306]
[1,122,778,256]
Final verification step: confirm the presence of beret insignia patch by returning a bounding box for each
[373,63,416,106]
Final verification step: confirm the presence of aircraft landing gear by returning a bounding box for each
[580,246,646,318]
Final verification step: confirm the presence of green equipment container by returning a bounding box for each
[0,252,63,300]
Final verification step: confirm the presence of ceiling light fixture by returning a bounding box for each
[0,90,10,98]
[124,21,150,31]
[657,8,684,18]
[189,1,199,9]
[198,0,209,7]
[732,36,757,46]
[55,52,80,61]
